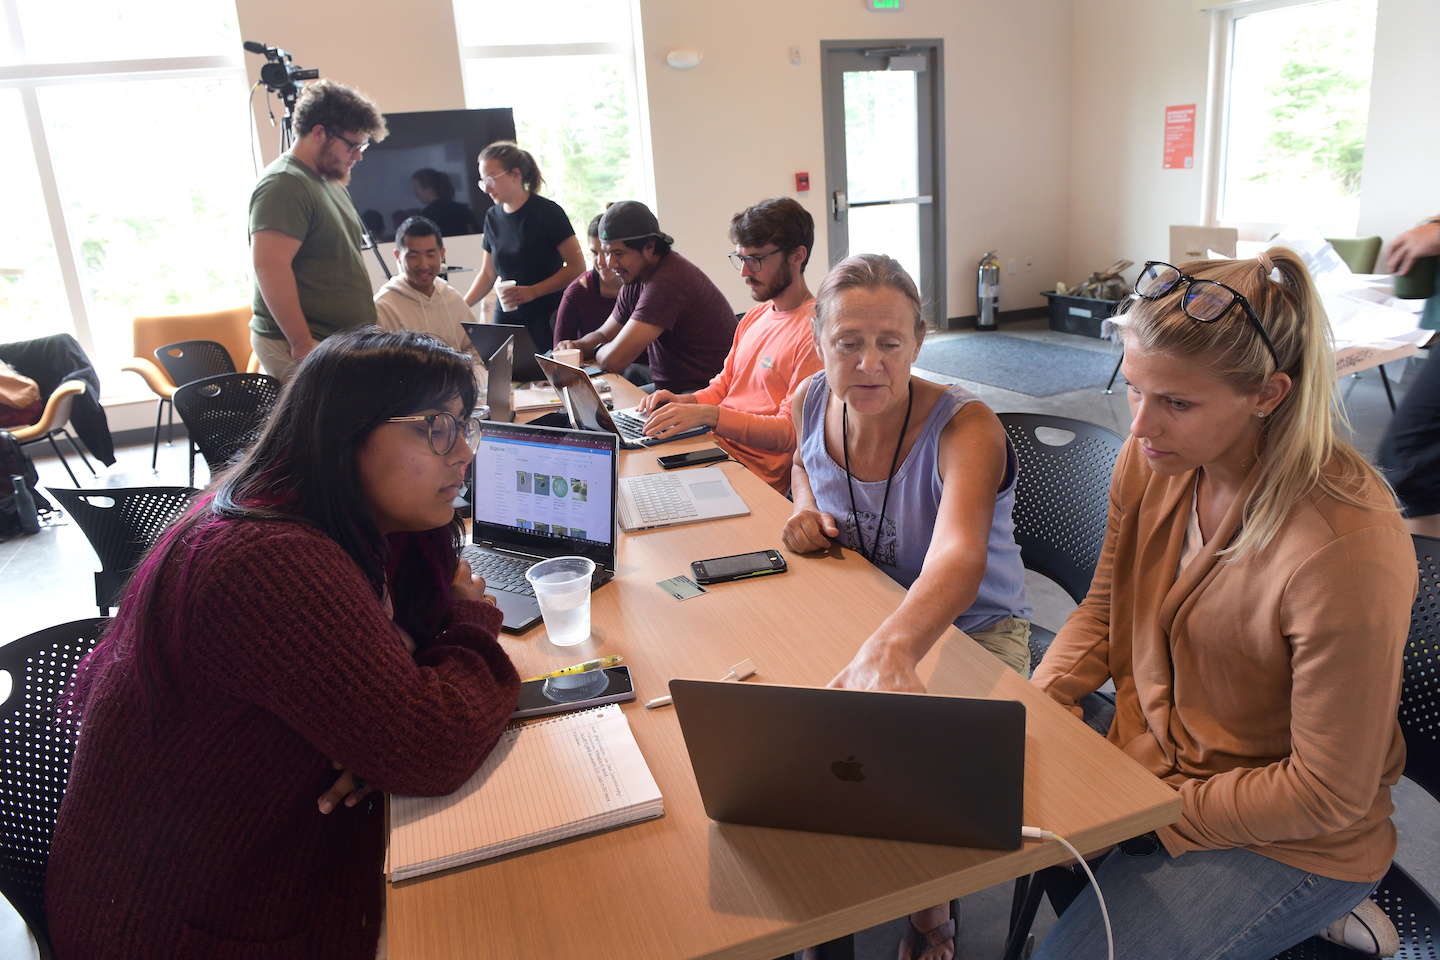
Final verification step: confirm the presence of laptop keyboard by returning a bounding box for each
[460,546,536,596]
[626,473,699,524]
[610,410,648,441]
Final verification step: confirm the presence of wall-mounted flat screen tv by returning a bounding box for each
[346,107,516,243]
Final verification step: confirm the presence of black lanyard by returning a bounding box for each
[841,381,914,564]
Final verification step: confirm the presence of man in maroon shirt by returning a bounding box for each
[557,200,736,393]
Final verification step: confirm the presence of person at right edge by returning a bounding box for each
[249,79,387,383]
[1376,214,1440,537]
[1030,251,1413,960]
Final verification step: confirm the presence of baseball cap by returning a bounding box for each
[599,201,674,245]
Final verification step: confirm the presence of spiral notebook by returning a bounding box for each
[387,704,663,880]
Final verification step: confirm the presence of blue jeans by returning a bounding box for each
[1031,843,1376,960]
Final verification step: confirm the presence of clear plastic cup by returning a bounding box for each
[525,556,595,646]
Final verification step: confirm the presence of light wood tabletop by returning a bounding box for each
[385,377,1181,959]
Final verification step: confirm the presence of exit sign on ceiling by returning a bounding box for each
[865,0,904,9]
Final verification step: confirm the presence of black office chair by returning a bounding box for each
[998,414,1124,960]
[997,413,1125,670]
[0,617,109,960]
[171,372,281,486]
[152,342,238,481]
[1268,533,1440,960]
[45,486,196,613]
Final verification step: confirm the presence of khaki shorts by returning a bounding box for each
[250,331,302,383]
[966,615,1032,678]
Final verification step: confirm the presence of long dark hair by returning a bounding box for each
[76,329,479,718]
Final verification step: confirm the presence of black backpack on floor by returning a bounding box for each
[0,430,51,541]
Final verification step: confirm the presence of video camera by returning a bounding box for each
[244,41,319,109]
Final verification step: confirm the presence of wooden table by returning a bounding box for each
[386,378,1181,959]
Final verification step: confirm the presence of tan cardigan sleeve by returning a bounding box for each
[1030,441,1132,714]
[1160,522,1414,852]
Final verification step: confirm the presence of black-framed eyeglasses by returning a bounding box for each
[385,413,482,456]
[326,128,370,155]
[728,248,786,272]
[1133,261,1282,370]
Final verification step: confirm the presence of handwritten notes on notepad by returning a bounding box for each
[388,704,663,880]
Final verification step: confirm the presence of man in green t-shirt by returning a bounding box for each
[249,79,388,381]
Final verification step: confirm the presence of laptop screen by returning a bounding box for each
[471,420,617,566]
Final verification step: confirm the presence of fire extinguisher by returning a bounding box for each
[976,252,1001,330]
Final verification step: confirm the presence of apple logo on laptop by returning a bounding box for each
[831,755,866,782]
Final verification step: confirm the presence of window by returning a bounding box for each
[452,0,650,242]
[0,0,253,396]
[1209,0,1378,236]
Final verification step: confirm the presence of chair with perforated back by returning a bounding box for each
[122,306,255,470]
[1268,533,1440,960]
[45,487,196,613]
[0,617,108,960]
[153,341,237,481]
[997,413,1126,669]
[171,373,281,486]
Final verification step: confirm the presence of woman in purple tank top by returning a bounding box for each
[783,254,1031,960]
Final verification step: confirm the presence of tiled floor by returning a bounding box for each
[2,320,1436,958]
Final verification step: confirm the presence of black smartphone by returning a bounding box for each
[690,549,787,585]
[658,448,730,470]
[511,666,636,720]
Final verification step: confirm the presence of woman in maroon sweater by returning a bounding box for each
[46,329,521,959]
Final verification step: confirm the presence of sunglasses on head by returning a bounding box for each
[1133,261,1281,371]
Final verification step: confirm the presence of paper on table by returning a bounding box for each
[388,704,663,880]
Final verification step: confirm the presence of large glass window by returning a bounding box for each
[1217,0,1378,234]
[453,0,649,241]
[0,0,249,395]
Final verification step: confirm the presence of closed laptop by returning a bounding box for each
[669,680,1024,850]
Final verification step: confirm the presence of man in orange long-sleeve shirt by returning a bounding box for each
[636,197,821,492]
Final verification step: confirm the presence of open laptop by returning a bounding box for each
[668,680,1025,850]
[535,355,710,448]
[462,420,618,633]
[482,335,514,423]
[464,321,548,382]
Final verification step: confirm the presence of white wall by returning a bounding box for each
[635,0,1075,318]
[237,0,468,168]
[1356,0,1440,242]
[1065,0,1211,281]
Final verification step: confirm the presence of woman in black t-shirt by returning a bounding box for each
[462,141,585,349]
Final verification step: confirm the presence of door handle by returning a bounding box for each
[831,190,848,222]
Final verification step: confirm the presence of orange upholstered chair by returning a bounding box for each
[122,307,257,467]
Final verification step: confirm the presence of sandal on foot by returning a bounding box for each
[897,900,959,960]
[1316,899,1399,958]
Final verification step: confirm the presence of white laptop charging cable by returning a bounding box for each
[1020,826,1114,960]
[645,659,756,709]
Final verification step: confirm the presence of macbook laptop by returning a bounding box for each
[618,468,749,532]
[464,321,548,382]
[668,680,1025,850]
[462,420,618,633]
[483,335,514,423]
[535,355,709,448]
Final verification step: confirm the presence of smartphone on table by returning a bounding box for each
[511,666,636,720]
[657,448,730,470]
[690,549,787,585]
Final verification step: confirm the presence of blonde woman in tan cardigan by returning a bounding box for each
[1031,250,1415,960]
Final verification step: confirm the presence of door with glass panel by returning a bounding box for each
[821,42,944,323]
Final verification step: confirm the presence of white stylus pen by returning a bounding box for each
[645,658,756,709]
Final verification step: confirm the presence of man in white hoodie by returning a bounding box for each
[374,216,487,375]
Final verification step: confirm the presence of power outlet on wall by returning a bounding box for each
[1008,258,1018,274]
[1024,256,1034,272]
